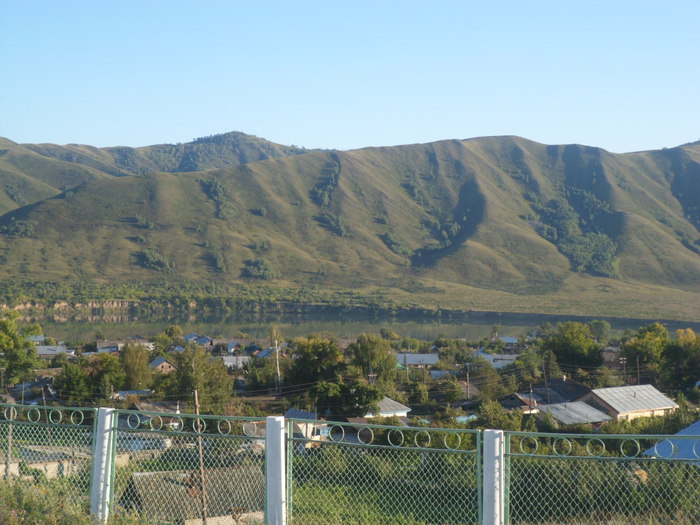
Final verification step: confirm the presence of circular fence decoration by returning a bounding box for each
[217,419,233,435]
[518,436,539,454]
[356,426,374,445]
[3,406,18,421]
[553,438,573,456]
[653,439,675,459]
[242,421,258,437]
[328,424,345,442]
[191,417,207,434]
[387,429,405,448]
[148,415,164,431]
[442,431,462,450]
[69,410,85,426]
[414,430,432,449]
[585,438,606,457]
[126,413,141,429]
[48,409,63,425]
[27,407,41,423]
[620,438,641,458]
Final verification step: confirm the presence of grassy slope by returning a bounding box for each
[0,134,698,320]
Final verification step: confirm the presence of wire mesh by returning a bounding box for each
[111,409,266,524]
[504,431,700,525]
[0,403,97,518]
[287,419,481,525]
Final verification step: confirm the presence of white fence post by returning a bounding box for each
[265,415,287,525]
[90,407,116,523]
[483,429,505,525]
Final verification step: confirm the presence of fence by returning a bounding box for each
[0,403,698,525]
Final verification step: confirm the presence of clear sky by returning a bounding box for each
[1,1,698,152]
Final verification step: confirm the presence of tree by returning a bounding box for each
[287,335,345,387]
[314,380,382,419]
[469,356,504,401]
[88,353,125,399]
[0,311,39,384]
[660,329,700,394]
[171,346,232,413]
[587,320,611,344]
[541,322,602,371]
[348,333,396,385]
[120,343,152,390]
[57,362,91,405]
[621,322,669,384]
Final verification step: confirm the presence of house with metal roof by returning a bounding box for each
[537,401,612,426]
[576,384,678,421]
[396,353,440,368]
[365,397,411,419]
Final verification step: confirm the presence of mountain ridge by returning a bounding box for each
[0,132,698,321]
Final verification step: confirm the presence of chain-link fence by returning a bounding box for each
[0,403,97,518]
[111,409,267,524]
[287,418,482,525]
[505,431,700,525]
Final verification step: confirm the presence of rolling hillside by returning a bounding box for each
[0,133,698,320]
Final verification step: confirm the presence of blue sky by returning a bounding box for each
[1,1,698,152]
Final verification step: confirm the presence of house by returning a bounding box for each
[97,340,124,353]
[35,345,74,358]
[474,349,519,369]
[643,419,700,462]
[365,397,411,419]
[285,407,327,442]
[149,357,177,374]
[537,402,612,427]
[577,384,679,421]
[530,378,591,405]
[500,393,540,414]
[113,389,154,401]
[499,336,520,350]
[119,466,264,523]
[220,355,250,370]
[396,353,440,368]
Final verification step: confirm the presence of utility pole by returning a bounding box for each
[619,357,627,384]
[193,389,208,524]
[636,356,640,385]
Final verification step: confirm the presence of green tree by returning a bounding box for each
[88,353,125,399]
[587,320,611,344]
[476,400,526,431]
[469,356,504,401]
[621,322,669,384]
[287,335,345,387]
[171,346,232,413]
[660,329,700,393]
[120,343,152,390]
[0,312,39,384]
[57,362,91,405]
[348,333,397,385]
[314,380,382,419]
[541,322,602,371]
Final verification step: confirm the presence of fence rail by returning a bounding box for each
[0,403,697,525]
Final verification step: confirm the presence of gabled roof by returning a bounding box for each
[148,357,176,369]
[589,385,678,414]
[35,345,73,356]
[538,402,612,426]
[285,407,317,420]
[532,378,591,404]
[375,396,411,416]
[396,353,440,366]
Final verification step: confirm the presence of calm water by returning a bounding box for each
[32,311,680,344]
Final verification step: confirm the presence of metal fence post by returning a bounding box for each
[90,407,116,523]
[265,415,286,525]
[483,429,505,525]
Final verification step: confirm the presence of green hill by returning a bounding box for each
[0,133,698,321]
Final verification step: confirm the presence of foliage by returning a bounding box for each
[541,321,603,371]
[314,380,383,418]
[56,362,91,404]
[243,258,279,280]
[0,312,40,384]
[168,345,232,412]
[347,333,397,385]
[120,343,152,390]
[621,322,669,383]
[287,334,345,387]
[660,328,700,394]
